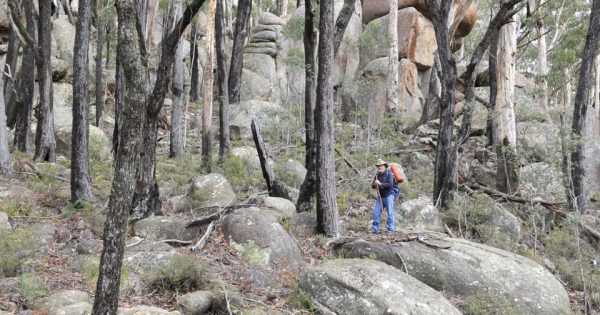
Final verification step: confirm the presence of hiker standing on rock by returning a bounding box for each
[371,159,395,234]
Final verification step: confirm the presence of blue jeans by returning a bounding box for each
[372,194,395,233]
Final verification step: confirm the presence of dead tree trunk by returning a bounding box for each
[170,3,187,158]
[387,0,399,111]
[71,0,94,202]
[535,0,548,110]
[3,24,19,125]
[189,26,201,101]
[419,53,441,126]
[34,0,57,162]
[251,120,291,199]
[495,17,519,194]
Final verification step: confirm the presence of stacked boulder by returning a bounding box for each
[241,12,285,102]
[341,1,477,127]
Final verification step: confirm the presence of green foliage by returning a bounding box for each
[156,155,205,197]
[0,228,36,277]
[19,272,49,302]
[284,48,305,69]
[283,15,305,41]
[357,20,389,50]
[231,240,269,266]
[288,283,314,313]
[1,201,31,219]
[400,167,434,200]
[544,229,579,260]
[61,200,94,219]
[146,254,206,294]
[462,292,518,315]
[223,155,264,195]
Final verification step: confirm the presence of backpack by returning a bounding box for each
[389,163,405,200]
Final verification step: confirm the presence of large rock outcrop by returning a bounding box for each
[300,258,462,315]
[184,173,237,216]
[336,237,571,315]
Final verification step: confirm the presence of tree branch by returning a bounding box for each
[333,0,356,56]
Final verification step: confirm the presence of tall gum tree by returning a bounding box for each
[71,0,94,202]
[315,0,340,236]
[92,1,208,313]
[570,0,600,213]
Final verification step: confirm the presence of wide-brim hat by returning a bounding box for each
[375,158,388,167]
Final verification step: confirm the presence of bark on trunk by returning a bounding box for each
[228,0,252,104]
[34,0,57,162]
[570,0,600,213]
[536,0,548,110]
[487,33,499,149]
[333,0,356,57]
[131,118,161,221]
[71,0,94,202]
[95,23,105,129]
[419,53,441,125]
[170,38,186,158]
[216,0,231,160]
[3,24,19,127]
[296,0,317,213]
[13,1,37,152]
[276,0,288,16]
[202,0,216,172]
[495,17,519,194]
[189,26,200,101]
[0,76,12,175]
[92,1,149,313]
[427,0,456,208]
[387,0,399,111]
[315,0,340,237]
[113,61,124,155]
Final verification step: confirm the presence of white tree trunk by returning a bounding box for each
[495,17,518,193]
[536,0,548,110]
[202,0,216,171]
[387,0,399,111]
[563,67,571,108]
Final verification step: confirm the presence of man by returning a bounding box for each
[371,158,395,233]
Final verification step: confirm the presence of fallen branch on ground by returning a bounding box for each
[186,203,256,228]
[160,239,192,246]
[189,221,214,252]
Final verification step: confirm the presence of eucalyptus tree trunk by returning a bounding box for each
[228,0,252,104]
[487,33,499,149]
[132,0,208,220]
[202,0,217,172]
[0,76,12,175]
[276,0,288,16]
[95,23,105,129]
[315,0,340,237]
[13,1,37,152]
[92,1,149,312]
[495,17,519,194]
[427,0,457,208]
[333,0,356,57]
[189,26,200,101]
[34,0,57,162]
[536,0,548,110]
[419,53,441,125]
[71,0,94,202]
[216,0,231,160]
[387,0,399,111]
[170,2,187,158]
[570,0,600,213]
[93,0,208,312]
[3,25,19,124]
[296,0,317,213]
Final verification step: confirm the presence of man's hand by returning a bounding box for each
[374,179,381,186]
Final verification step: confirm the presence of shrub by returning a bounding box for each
[19,272,48,302]
[146,254,206,294]
[0,228,36,277]
[288,282,314,313]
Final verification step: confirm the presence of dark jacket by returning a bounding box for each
[372,170,394,197]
